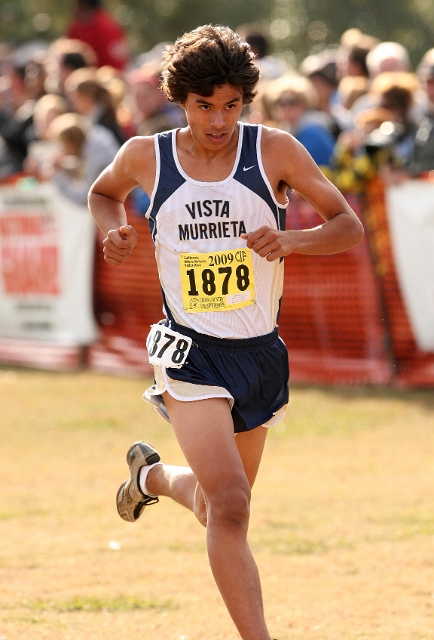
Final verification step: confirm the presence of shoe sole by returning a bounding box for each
[126,441,161,470]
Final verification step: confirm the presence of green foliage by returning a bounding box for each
[0,0,271,56]
[27,595,177,612]
[269,0,434,66]
[0,0,433,67]
[0,0,65,46]
[118,0,272,55]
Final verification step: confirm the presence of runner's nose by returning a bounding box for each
[210,110,225,128]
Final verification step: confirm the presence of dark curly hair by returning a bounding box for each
[161,25,260,105]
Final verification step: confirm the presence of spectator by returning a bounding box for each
[24,94,69,176]
[332,107,399,192]
[124,65,186,215]
[24,53,47,102]
[351,41,412,116]
[126,67,185,136]
[33,112,120,205]
[338,75,370,110]
[244,79,276,126]
[407,48,434,175]
[332,72,419,190]
[335,29,377,116]
[96,65,134,138]
[300,50,353,137]
[351,41,427,126]
[338,29,380,79]
[65,67,127,145]
[370,72,418,164]
[96,65,127,109]
[32,94,69,140]
[66,0,130,71]
[236,24,287,80]
[265,73,337,167]
[366,41,411,78]
[0,43,48,175]
[44,38,97,95]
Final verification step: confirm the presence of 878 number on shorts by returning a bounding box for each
[146,325,192,368]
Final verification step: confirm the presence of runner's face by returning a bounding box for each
[182,84,244,149]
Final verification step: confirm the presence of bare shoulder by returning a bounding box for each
[91,135,157,201]
[260,125,312,198]
[116,136,156,179]
[120,135,155,160]
[260,125,299,158]
[260,125,359,222]
[261,124,333,193]
[261,125,320,176]
[261,124,294,146]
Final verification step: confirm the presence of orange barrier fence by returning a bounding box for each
[1,181,433,387]
[278,193,392,385]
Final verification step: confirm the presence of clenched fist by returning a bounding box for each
[102,225,138,266]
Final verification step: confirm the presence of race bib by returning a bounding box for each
[179,248,255,313]
[146,324,192,368]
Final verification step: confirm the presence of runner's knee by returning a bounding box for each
[206,483,251,529]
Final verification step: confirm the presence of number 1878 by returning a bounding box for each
[186,265,250,296]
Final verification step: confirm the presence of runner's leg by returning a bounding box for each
[146,463,202,518]
[152,393,271,640]
[146,412,268,525]
[235,424,268,486]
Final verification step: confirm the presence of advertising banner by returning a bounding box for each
[386,180,434,352]
[0,180,98,345]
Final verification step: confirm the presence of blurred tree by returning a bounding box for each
[268,0,434,67]
[0,0,433,67]
[0,0,271,57]
[111,0,272,58]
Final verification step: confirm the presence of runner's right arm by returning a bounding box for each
[88,136,156,266]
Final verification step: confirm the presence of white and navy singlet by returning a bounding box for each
[145,122,288,339]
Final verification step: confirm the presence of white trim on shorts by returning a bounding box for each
[143,365,288,429]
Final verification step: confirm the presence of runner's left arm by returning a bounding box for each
[242,128,364,261]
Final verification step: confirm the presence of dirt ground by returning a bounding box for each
[1,368,433,640]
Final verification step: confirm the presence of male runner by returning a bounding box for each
[88,25,363,640]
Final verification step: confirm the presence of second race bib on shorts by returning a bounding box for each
[146,324,192,368]
[179,248,255,313]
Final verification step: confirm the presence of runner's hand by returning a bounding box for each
[103,225,138,265]
[241,226,294,261]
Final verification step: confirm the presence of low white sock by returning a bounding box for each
[139,462,162,498]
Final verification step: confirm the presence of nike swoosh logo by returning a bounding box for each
[243,165,256,171]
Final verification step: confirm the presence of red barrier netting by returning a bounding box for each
[1,187,434,387]
[278,193,392,384]
[88,206,159,376]
[87,195,393,384]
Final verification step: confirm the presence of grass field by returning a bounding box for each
[1,367,433,640]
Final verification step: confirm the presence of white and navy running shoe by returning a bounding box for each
[116,441,160,522]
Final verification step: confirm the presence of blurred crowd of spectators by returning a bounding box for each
[245,27,434,192]
[0,0,434,207]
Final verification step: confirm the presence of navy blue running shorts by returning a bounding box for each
[144,320,289,433]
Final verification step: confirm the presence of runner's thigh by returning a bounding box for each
[235,426,268,488]
[163,393,249,497]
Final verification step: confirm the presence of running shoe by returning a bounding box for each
[116,441,161,522]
